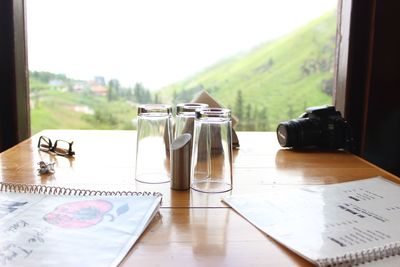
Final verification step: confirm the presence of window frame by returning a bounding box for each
[334,0,376,154]
[0,0,30,152]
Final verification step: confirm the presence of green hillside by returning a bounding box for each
[158,11,336,130]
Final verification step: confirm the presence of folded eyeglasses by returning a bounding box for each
[37,136,75,157]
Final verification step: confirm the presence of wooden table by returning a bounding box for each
[1,130,399,266]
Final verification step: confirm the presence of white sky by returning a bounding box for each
[26,0,337,89]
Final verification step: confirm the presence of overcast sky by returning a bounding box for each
[26,0,337,89]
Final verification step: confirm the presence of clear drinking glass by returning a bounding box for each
[135,104,172,183]
[190,108,233,193]
[175,103,208,139]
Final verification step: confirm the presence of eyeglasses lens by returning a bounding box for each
[39,136,51,151]
[54,140,72,156]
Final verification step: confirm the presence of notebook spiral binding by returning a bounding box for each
[0,182,162,198]
[316,242,400,267]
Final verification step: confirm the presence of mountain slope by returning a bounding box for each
[158,11,336,130]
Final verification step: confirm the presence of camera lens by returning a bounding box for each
[276,118,321,148]
[276,122,296,147]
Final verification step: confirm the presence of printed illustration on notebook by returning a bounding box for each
[43,200,130,228]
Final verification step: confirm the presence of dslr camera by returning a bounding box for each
[276,105,351,149]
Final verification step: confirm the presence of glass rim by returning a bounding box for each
[138,104,172,115]
[195,108,231,119]
[176,103,209,114]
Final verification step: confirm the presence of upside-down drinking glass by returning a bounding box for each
[190,108,233,193]
[135,104,172,183]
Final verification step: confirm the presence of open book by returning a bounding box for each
[0,183,162,267]
[223,177,400,266]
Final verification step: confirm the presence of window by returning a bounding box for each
[26,0,338,134]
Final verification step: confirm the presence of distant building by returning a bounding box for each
[94,76,106,86]
[90,84,108,96]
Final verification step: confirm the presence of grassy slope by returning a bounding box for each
[30,89,137,134]
[158,11,336,128]
[31,90,94,134]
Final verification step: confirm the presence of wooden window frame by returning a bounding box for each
[334,0,376,155]
[0,0,30,152]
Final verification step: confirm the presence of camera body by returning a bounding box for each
[276,105,351,149]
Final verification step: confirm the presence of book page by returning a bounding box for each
[0,192,161,267]
[223,177,400,265]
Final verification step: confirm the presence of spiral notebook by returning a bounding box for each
[223,177,400,266]
[0,182,162,267]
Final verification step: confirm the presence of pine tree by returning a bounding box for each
[107,79,120,102]
[235,90,244,120]
[253,106,259,131]
[259,107,269,131]
[133,83,144,103]
[110,79,120,97]
[258,107,265,130]
[245,103,253,131]
[107,84,114,102]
